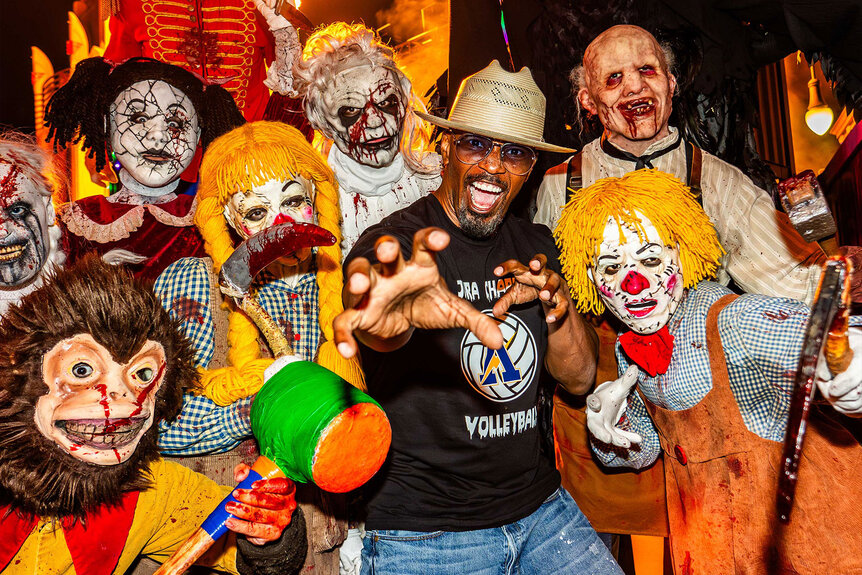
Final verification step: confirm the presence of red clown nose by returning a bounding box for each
[272,213,295,226]
[621,270,650,295]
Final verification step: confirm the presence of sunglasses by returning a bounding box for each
[451,133,537,176]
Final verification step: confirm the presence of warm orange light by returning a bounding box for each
[806,65,834,136]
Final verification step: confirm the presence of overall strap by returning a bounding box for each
[565,151,583,203]
[684,140,704,204]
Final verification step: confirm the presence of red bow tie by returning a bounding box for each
[619,326,675,377]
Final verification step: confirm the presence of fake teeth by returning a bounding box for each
[621,99,655,115]
[0,245,24,261]
[624,299,657,318]
[57,417,147,448]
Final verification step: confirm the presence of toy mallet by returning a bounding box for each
[154,223,392,574]
[778,170,840,255]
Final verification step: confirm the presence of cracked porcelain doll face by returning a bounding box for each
[34,334,166,465]
[109,79,201,190]
[225,175,316,265]
[0,160,51,288]
[590,214,684,334]
[323,65,406,168]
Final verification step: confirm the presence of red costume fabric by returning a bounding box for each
[59,191,206,282]
[619,326,675,377]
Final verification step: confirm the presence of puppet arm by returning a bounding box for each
[701,157,826,306]
[158,394,252,455]
[588,368,661,469]
[816,322,862,416]
[254,0,300,96]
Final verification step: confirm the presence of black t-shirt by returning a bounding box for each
[347,195,563,532]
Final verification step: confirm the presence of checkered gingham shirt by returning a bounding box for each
[153,256,321,455]
[591,281,861,470]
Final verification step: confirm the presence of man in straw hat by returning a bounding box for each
[333,61,623,575]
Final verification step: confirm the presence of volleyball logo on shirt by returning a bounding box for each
[460,310,537,402]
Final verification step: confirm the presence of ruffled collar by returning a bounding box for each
[328,145,406,197]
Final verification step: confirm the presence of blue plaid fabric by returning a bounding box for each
[592,281,854,470]
[154,257,321,455]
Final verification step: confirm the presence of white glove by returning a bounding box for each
[101,248,147,265]
[585,365,643,448]
[264,354,301,381]
[339,527,364,575]
[816,326,862,416]
[254,0,291,30]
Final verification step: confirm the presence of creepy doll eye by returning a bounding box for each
[603,264,621,275]
[135,367,155,382]
[642,257,661,267]
[71,362,94,378]
[245,208,267,222]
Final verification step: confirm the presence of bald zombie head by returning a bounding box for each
[578,25,676,153]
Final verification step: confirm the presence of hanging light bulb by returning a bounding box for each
[805,65,834,136]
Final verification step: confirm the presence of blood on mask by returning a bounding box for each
[0,161,51,289]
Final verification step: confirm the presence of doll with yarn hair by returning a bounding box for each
[152,120,361,574]
[291,22,441,254]
[45,57,244,281]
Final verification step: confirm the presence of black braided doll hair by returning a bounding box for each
[44,56,245,172]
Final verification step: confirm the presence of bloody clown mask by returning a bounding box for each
[225,175,316,265]
[109,79,201,192]
[0,160,51,289]
[579,26,676,152]
[34,334,166,466]
[322,65,406,168]
[590,214,684,334]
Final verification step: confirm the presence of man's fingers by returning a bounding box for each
[333,308,362,358]
[530,253,548,272]
[453,299,503,349]
[494,258,529,277]
[345,258,373,296]
[410,227,449,268]
[224,517,282,542]
[375,236,405,278]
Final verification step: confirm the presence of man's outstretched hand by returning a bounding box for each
[492,254,571,323]
[334,228,503,358]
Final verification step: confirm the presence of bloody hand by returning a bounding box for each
[842,246,862,304]
[492,254,571,323]
[224,463,297,545]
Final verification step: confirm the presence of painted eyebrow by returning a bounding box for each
[635,242,662,255]
[597,254,619,263]
[281,180,300,192]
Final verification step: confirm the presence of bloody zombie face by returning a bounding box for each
[590,214,684,334]
[225,175,316,265]
[579,26,676,152]
[34,334,166,466]
[437,133,531,239]
[0,160,51,289]
[109,80,201,191]
[323,65,405,168]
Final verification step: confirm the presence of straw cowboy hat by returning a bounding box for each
[416,60,574,153]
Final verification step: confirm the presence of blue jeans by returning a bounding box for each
[360,487,623,575]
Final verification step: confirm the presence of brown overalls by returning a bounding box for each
[641,295,862,574]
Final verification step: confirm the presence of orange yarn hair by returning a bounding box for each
[195,121,365,405]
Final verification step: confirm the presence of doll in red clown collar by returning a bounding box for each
[555,169,862,574]
[44,57,244,281]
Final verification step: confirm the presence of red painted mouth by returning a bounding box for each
[56,416,149,449]
[625,299,657,318]
[142,151,174,164]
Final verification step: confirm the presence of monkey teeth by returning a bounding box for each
[57,417,148,449]
[0,245,24,261]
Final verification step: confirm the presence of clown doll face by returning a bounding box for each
[0,160,51,289]
[323,65,406,168]
[34,334,166,465]
[109,80,201,192]
[579,26,676,152]
[225,175,316,265]
[590,214,684,334]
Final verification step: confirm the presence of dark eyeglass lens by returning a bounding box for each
[455,134,536,174]
[457,136,492,160]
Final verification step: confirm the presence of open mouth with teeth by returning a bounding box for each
[358,135,397,151]
[468,180,506,213]
[624,299,657,318]
[55,417,149,449]
[618,98,656,117]
[0,244,25,262]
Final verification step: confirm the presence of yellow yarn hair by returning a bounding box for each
[195,121,365,405]
[554,169,725,316]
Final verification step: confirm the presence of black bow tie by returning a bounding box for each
[601,135,682,170]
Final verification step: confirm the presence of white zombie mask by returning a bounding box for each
[322,65,406,168]
[109,80,201,191]
[0,161,52,289]
[590,214,684,334]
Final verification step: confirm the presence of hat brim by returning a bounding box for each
[415,111,576,154]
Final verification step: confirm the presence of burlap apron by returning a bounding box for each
[554,316,669,536]
[641,294,862,574]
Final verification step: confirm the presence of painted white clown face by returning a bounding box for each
[109,80,201,191]
[35,334,166,466]
[225,176,316,265]
[323,65,406,168]
[0,160,52,289]
[590,214,684,334]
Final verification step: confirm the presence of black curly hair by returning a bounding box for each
[0,256,199,519]
[44,57,245,173]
